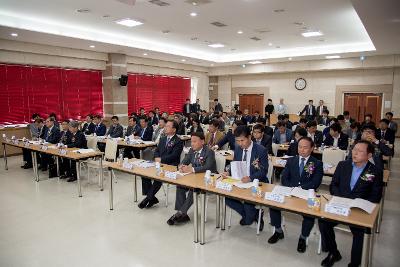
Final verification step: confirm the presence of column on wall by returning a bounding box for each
[208,76,219,112]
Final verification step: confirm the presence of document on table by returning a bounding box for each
[281,155,294,159]
[230,161,247,180]
[291,187,309,200]
[176,171,190,176]
[233,181,253,189]
[74,149,95,154]
[328,196,376,214]
[271,185,293,197]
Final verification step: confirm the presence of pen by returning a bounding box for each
[322,195,329,202]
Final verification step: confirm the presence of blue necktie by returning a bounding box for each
[243,149,248,162]
[299,157,305,176]
[141,128,145,139]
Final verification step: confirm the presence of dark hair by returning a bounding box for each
[365,113,372,118]
[307,121,317,128]
[140,117,149,123]
[94,114,102,119]
[299,118,307,124]
[186,98,190,101]
[354,140,375,154]
[277,114,285,121]
[350,122,360,130]
[284,114,290,119]
[276,121,286,128]
[234,125,251,137]
[268,98,272,102]
[34,118,43,124]
[128,116,136,122]
[380,119,390,125]
[295,127,308,137]
[32,113,40,120]
[168,119,179,130]
[298,136,315,147]
[49,112,57,118]
[159,117,168,124]
[62,119,70,124]
[330,118,338,123]
[47,117,55,122]
[111,116,119,121]
[308,99,313,102]
[343,111,350,116]
[210,119,220,128]
[192,118,200,125]
[155,107,159,110]
[236,110,243,115]
[337,115,345,121]
[386,112,393,117]
[330,123,342,133]
[86,114,94,119]
[252,124,264,132]
[323,109,329,115]
[214,98,219,102]
[362,124,376,133]
[140,107,145,110]
[256,117,266,125]
[148,110,154,114]
[233,120,244,127]
[191,131,205,140]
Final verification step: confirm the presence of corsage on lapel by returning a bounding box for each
[304,161,315,175]
[252,158,260,169]
[167,137,175,148]
[360,169,375,182]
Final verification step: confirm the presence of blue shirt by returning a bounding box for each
[350,162,366,190]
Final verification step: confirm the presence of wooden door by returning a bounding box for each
[239,94,264,114]
[343,93,382,124]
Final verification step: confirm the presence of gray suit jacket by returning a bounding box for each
[181,145,217,173]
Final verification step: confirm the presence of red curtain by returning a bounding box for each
[127,73,190,114]
[0,63,103,124]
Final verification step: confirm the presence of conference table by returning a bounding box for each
[1,138,103,197]
[107,159,379,267]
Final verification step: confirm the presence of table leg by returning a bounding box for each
[361,231,372,267]
[133,175,138,202]
[200,192,206,245]
[221,196,226,230]
[193,190,198,243]
[216,195,220,228]
[32,151,39,182]
[56,156,60,180]
[76,161,82,197]
[3,143,8,170]
[369,230,375,266]
[100,157,104,191]
[109,167,114,210]
[376,186,386,233]
[271,167,275,184]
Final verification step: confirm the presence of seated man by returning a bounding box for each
[82,114,95,135]
[286,127,308,156]
[306,120,323,147]
[205,119,225,148]
[318,110,331,126]
[294,118,308,131]
[93,115,106,136]
[22,117,43,169]
[222,126,268,228]
[273,121,292,144]
[319,140,382,267]
[188,119,203,135]
[39,117,61,172]
[268,137,323,253]
[138,120,183,209]
[122,116,141,159]
[324,123,349,150]
[58,120,72,178]
[376,119,395,145]
[167,132,217,225]
[106,115,123,138]
[152,117,167,144]
[132,117,154,158]
[252,123,272,155]
[62,121,88,182]
[214,120,243,150]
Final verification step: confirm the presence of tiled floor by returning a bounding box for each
[0,142,399,267]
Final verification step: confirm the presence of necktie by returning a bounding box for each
[165,137,171,148]
[194,151,199,165]
[141,128,145,138]
[299,157,305,176]
[382,131,385,139]
[243,149,248,162]
[208,133,215,146]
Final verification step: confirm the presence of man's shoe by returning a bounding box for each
[268,231,284,244]
[321,251,342,267]
[146,197,159,208]
[138,198,149,209]
[67,177,77,182]
[23,164,33,169]
[59,175,67,179]
[167,213,181,225]
[177,214,190,224]
[348,263,358,267]
[297,238,307,253]
[41,167,48,172]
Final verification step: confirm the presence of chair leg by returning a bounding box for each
[87,165,90,184]
[317,232,322,255]
[165,185,169,207]
[205,194,208,223]
[256,208,262,235]
[228,208,232,228]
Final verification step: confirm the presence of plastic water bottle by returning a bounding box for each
[204,170,211,186]
[251,179,259,196]
[307,189,316,208]
[155,162,161,176]
[118,151,123,166]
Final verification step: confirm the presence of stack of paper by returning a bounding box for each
[74,149,95,154]
[271,185,293,197]
[327,196,376,214]
[233,181,253,189]
[230,161,247,179]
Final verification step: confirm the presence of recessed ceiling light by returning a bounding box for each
[115,18,143,27]
[210,63,214,66]
[190,12,197,17]
[274,9,285,13]
[89,45,95,48]
[190,37,198,41]
[192,1,197,5]
[268,42,273,46]
[276,46,280,48]
[241,64,246,68]
[102,14,111,18]
[237,30,243,34]
[360,55,366,61]
[208,43,225,48]
[302,31,323,37]
[76,8,91,13]
[181,59,186,62]
[325,55,341,59]
[10,33,18,37]
[161,30,170,34]
[249,61,262,64]
[288,57,292,60]
[143,53,148,56]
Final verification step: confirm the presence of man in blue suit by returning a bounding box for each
[93,115,106,136]
[273,121,292,144]
[222,125,268,229]
[318,140,382,267]
[268,137,323,253]
[39,117,61,172]
[138,120,183,209]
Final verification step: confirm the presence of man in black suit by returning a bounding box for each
[300,100,316,121]
[318,110,331,126]
[106,116,124,138]
[134,117,153,141]
[58,120,73,178]
[182,98,192,117]
[252,124,272,155]
[214,98,223,113]
[64,121,88,182]
[93,115,107,136]
[138,120,184,209]
[316,100,328,119]
[235,110,247,125]
[376,119,395,145]
[264,98,274,120]
[39,117,61,171]
[148,110,159,126]
[191,99,201,114]
[123,116,141,159]
[167,132,217,225]
[286,127,308,156]
[82,114,95,135]
[324,123,349,150]
[343,111,355,125]
[199,110,209,125]
[174,114,186,135]
[318,140,383,267]
[386,112,398,134]
[307,121,323,147]
[268,137,323,253]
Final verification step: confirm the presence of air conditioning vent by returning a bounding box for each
[149,0,170,6]
[211,21,227,27]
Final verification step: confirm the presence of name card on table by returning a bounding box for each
[215,181,233,191]
[164,171,178,180]
[123,162,134,170]
[41,145,48,151]
[59,149,67,155]
[265,192,285,203]
[325,203,350,216]
[24,142,30,148]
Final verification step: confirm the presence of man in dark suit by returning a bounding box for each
[273,121,292,144]
[324,123,349,150]
[148,110,159,126]
[300,100,316,121]
[134,117,153,141]
[386,112,398,134]
[39,117,61,171]
[59,120,72,145]
[222,125,268,228]
[82,114,95,135]
[264,98,274,120]
[318,110,331,126]
[343,111,355,125]
[138,120,184,209]
[307,121,323,147]
[123,116,141,159]
[93,115,106,136]
[319,140,383,267]
[167,132,217,225]
[215,120,244,150]
[214,99,223,113]
[182,98,192,117]
[251,111,262,124]
[191,99,201,114]
[376,119,395,145]
[106,116,123,138]
[234,110,248,125]
[316,100,328,119]
[252,124,272,155]
[268,137,323,253]
[60,121,88,182]
[199,110,209,125]
[22,118,44,169]
[286,127,308,156]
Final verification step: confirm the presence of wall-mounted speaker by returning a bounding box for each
[119,75,128,86]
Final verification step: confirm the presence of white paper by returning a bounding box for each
[176,171,190,176]
[281,155,294,159]
[291,187,309,200]
[230,161,247,180]
[73,148,95,154]
[233,181,253,189]
[265,192,285,203]
[276,159,287,166]
[352,198,376,214]
[271,185,293,197]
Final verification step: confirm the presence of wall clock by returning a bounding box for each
[295,78,307,90]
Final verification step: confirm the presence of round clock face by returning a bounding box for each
[295,78,307,90]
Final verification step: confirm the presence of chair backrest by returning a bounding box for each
[104,139,118,161]
[272,143,280,156]
[322,149,346,166]
[180,147,190,162]
[267,158,273,183]
[215,153,226,174]
[201,124,208,134]
[221,142,229,151]
[317,125,326,132]
[291,125,297,132]
[224,125,230,133]
[86,136,98,150]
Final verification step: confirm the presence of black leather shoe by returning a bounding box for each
[348,263,358,267]
[59,175,67,179]
[239,218,252,226]
[67,177,77,182]
[41,167,48,172]
[268,231,284,244]
[177,214,190,224]
[146,197,159,208]
[138,198,149,209]
[167,213,181,225]
[321,251,342,267]
[258,217,264,232]
[297,238,307,253]
[22,163,33,169]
